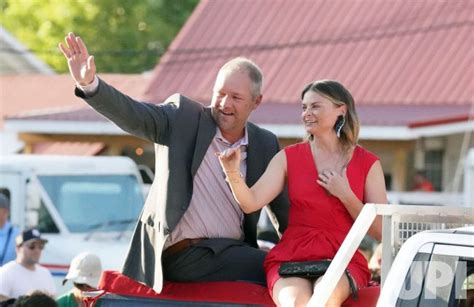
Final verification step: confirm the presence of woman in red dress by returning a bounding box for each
[219,80,387,306]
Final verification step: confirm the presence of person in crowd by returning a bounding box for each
[358,236,377,263]
[411,170,434,192]
[57,252,103,307]
[0,194,20,267]
[0,229,56,301]
[218,80,387,306]
[14,291,58,307]
[58,32,289,293]
[368,243,383,283]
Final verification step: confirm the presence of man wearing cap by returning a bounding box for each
[57,252,103,307]
[0,193,19,266]
[0,228,56,301]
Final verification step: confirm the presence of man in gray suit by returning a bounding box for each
[59,32,289,293]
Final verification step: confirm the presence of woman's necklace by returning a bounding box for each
[310,141,352,175]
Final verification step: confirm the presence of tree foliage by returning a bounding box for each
[0,0,198,73]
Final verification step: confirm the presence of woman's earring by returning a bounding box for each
[334,115,346,138]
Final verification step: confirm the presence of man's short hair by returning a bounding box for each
[0,194,10,210]
[219,57,263,99]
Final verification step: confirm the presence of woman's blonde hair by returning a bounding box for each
[301,79,359,150]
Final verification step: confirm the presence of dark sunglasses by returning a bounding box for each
[24,242,45,250]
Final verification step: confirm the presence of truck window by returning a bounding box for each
[37,200,59,233]
[396,252,431,307]
[457,258,473,307]
[397,248,473,307]
[37,175,143,233]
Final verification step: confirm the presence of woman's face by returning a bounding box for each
[301,90,345,137]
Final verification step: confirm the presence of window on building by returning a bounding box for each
[384,174,393,191]
[425,150,443,191]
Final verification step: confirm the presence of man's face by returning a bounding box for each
[17,239,45,266]
[210,69,261,140]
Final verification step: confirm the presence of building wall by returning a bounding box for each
[19,131,473,194]
[409,133,474,193]
[441,133,473,192]
[359,140,414,192]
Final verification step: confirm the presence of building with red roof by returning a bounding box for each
[3,0,473,194]
[0,73,151,162]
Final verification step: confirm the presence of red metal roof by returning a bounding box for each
[32,141,105,155]
[141,0,473,126]
[4,0,473,129]
[0,74,148,128]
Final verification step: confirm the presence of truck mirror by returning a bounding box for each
[26,179,41,210]
[25,178,41,228]
[25,210,39,228]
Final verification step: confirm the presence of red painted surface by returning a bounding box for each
[97,270,380,306]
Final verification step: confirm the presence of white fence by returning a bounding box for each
[387,191,464,207]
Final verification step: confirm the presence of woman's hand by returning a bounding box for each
[217,147,241,174]
[317,168,353,200]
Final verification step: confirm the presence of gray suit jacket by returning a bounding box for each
[76,79,289,292]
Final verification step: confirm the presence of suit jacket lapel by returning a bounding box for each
[246,124,263,186]
[191,108,216,176]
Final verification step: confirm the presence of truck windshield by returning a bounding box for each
[38,175,144,233]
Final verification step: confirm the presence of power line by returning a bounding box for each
[0,48,164,57]
[1,18,471,64]
[167,20,472,55]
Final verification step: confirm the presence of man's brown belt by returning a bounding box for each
[163,238,206,257]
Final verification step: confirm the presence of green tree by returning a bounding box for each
[0,0,198,73]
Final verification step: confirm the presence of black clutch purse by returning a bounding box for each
[278,260,331,278]
[278,260,358,300]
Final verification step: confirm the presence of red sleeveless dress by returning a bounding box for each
[264,142,378,292]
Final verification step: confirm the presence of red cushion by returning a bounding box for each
[98,270,274,305]
[343,284,380,307]
[98,270,380,306]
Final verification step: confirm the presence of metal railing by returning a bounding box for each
[387,191,464,207]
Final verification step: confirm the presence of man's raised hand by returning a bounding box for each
[58,32,96,86]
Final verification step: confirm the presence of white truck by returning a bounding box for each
[0,155,145,292]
